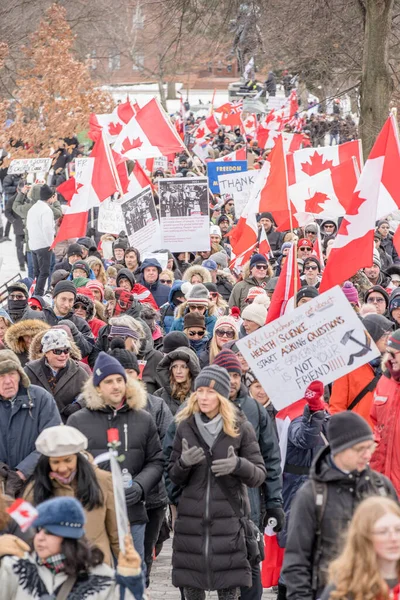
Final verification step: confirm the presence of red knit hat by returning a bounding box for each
[86,281,104,301]
[212,348,242,375]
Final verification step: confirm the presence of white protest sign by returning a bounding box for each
[236,286,380,411]
[98,198,125,234]
[8,158,52,175]
[218,171,256,218]
[153,156,168,171]
[121,186,162,253]
[142,252,169,270]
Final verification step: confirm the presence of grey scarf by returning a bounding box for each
[194,412,223,449]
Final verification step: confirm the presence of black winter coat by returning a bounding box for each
[4,193,24,235]
[24,357,89,422]
[68,377,164,524]
[216,273,234,302]
[145,393,173,510]
[169,413,266,590]
[282,445,398,600]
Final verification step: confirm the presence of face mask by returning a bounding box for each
[8,298,27,317]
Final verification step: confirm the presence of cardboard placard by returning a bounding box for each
[8,158,52,175]
[236,286,380,410]
[218,170,256,218]
[207,160,247,193]
[120,186,161,253]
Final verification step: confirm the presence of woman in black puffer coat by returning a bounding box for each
[168,365,266,599]
[154,347,200,415]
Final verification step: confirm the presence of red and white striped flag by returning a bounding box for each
[127,161,153,195]
[113,98,185,159]
[259,224,274,259]
[215,147,246,162]
[320,115,400,293]
[266,243,301,323]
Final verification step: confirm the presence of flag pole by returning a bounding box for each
[281,132,298,305]
[101,131,124,197]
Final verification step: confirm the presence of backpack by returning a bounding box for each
[310,471,388,592]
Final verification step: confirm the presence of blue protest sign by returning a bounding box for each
[207,160,248,193]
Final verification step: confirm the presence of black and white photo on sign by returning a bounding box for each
[158,177,209,218]
[120,186,161,253]
[121,186,158,236]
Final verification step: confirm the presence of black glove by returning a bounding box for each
[124,482,143,507]
[62,402,81,418]
[58,319,78,336]
[5,471,24,499]
[263,507,286,533]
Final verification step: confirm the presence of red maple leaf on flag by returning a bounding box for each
[340,218,351,235]
[108,121,123,136]
[345,191,366,215]
[301,152,335,176]
[304,191,329,214]
[121,137,143,154]
[196,127,205,139]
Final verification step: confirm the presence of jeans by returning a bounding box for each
[144,506,166,587]
[240,563,263,600]
[27,251,34,279]
[32,246,53,296]
[131,522,146,575]
[330,133,339,146]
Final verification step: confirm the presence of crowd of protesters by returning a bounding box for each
[0,98,398,600]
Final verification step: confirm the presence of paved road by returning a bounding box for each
[149,539,276,600]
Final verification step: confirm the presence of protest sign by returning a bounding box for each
[98,198,125,234]
[121,186,161,253]
[236,286,380,411]
[218,170,256,218]
[8,158,52,175]
[142,252,169,270]
[153,156,168,171]
[158,177,210,252]
[207,160,247,193]
[110,453,130,553]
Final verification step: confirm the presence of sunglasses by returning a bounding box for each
[254,264,268,270]
[189,305,206,311]
[299,247,312,252]
[52,348,70,355]
[209,292,218,298]
[160,279,172,284]
[305,265,318,271]
[324,224,335,228]
[74,303,87,311]
[188,330,205,338]
[367,297,385,304]
[215,329,235,339]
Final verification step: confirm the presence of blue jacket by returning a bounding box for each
[279,404,330,547]
[0,383,61,477]
[160,280,183,334]
[138,258,170,308]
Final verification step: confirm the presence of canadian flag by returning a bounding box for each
[229,242,258,271]
[282,132,310,152]
[113,98,185,159]
[7,498,38,532]
[215,147,247,162]
[259,224,274,259]
[286,140,363,185]
[89,100,138,143]
[320,115,400,293]
[266,243,301,323]
[257,126,281,150]
[52,159,98,247]
[289,157,359,225]
[90,131,120,200]
[194,114,219,142]
[242,114,257,136]
[127,161,153,195]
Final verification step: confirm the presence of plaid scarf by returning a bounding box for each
[37,553,66,574]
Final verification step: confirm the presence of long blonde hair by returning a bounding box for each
[209,327,239,364]
[328,496,400,600]
[175,390,239,438]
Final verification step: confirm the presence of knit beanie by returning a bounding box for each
[363,314,394,343]
[214,315,238,332]
[373,248,382,269]
[259,212,274,222]
[109,325,140,340]
[303,257,321,273]
[210,225,222,238]
[184,313,206,330]
[204,282,218,294]
[41,329,71,354]
[246,287,267,302]
[163,332,190,353]
[71,260,90,278]
[0,349,30,388]
[186,284,210,307]
[281,242,292,253]
[250,253,268,268]
[7,282,29,298]
[67,243,83,258]
[109,338,140,374]
[195,365,231,398]
[364,286,389,308]
[342,281,359,306]
[210,251,228,269]
[212,348,242,375]
[386,329,400,352]
[296,286,319,303]
[52,280,77,299]
[40,184,54,201]
[328,412,373,455]
[389,290,400,315]
[93,351,127,386]
[241,295,269,326]
[86,280,105,302]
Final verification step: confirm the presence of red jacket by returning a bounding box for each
[330,363,376,426]
[132,283,158,310]
[370,363,400,496]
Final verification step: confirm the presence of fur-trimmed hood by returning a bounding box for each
[82,375,147,411]
[156,346,201,391]
[183,265,212,284]
[28,328,82,361]
[216,269,236,285]
[5,319,50,354]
